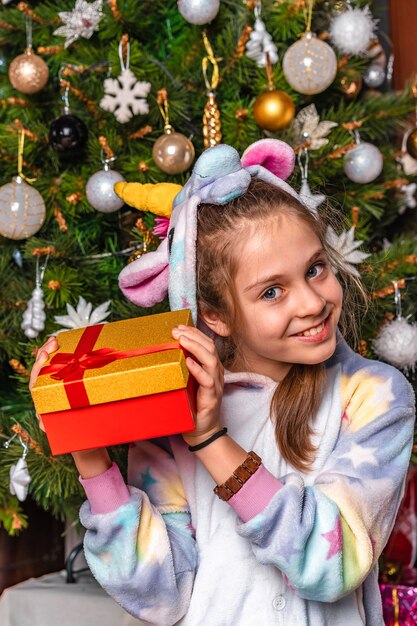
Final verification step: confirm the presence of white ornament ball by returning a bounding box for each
[363,63,386,88]
[282,32,337,95]
[343,142,383,183]
[0,176,46,240]
[86,168,126,213]
[374,317,417,373]
[329,7,377,56]
[177,0,220,25]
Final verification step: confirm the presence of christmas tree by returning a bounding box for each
[0,0,416,543]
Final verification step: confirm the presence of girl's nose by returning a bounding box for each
[294,283,326,319]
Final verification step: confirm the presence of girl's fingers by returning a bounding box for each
[176,334,219,373]
[30,338,58,390]
[186,356,216,389]
[173,326,217,354]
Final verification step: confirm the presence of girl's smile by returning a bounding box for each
[229,213,343,381]
[291,311,332,342]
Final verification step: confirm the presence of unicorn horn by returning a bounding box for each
[114,182,182,218]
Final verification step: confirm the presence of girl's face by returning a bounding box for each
[230,213,343,381]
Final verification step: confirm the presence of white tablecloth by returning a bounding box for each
[0,570,145,626]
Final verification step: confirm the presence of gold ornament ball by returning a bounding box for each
[406,129,417,160]
[152,130,195,175]
[8,48,49,95]
[340,71,363,99]
[253,90,295,132]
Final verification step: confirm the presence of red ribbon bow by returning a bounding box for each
[40,324,180,409]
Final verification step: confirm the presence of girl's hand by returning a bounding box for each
[172,325,224,447]
[29,335,111,476]
[29,336,59,432]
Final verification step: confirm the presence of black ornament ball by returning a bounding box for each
[48,113,87,152]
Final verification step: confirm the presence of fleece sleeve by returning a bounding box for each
[79,439,197,625]
[235,361,416,603]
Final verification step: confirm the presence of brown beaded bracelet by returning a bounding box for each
[213,451,262,501]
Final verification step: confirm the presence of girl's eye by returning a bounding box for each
[306,262,325,279]
[262,287,282,301]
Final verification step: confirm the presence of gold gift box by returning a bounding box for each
[32,309,193,414]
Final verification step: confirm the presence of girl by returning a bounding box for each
[31,139,415,626]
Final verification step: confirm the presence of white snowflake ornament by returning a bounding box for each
[246,17,278,67]
[101,40,151,124]
[54,296,111,332]
[292,104,338,151]
[54,0,103,48]
[101,68,151,123]
[325,225,370,277]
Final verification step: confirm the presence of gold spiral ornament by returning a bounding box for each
[203,91,222,148]
[202,32,222,148]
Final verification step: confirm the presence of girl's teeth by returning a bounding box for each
[299,321,324,337]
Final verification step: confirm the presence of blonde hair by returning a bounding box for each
[196,178,368,471]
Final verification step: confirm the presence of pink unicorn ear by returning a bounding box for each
[118,237,169,308]
[241,138,295,181]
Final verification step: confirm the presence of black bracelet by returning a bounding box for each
[188,427,228,452]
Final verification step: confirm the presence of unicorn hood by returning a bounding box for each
[118,138,303,324]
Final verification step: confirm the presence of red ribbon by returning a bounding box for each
[40,323,180,409]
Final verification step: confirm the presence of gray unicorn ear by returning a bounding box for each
[173,144,246,207]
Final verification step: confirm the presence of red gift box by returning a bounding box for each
[31,310,196,455]
[384,465,417,584]
[380,584,417,625]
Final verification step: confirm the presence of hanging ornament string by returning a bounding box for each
[265,51,273,90]
[303,0,314,33]
[202,31,222,148]
[202,31,220,93]
[17,130,36,183]
[119,37,130,73]
[298,147,309,185]
[393,280,402,320]
[58,66,71,114]
[157,88,171,131]
[25,14,32,51]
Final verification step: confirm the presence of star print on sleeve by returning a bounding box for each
[139,466,158,492]
[322,516,343,560]
[340,442,378,469]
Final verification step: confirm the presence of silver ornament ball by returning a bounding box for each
[343,142,383,183]
[363,64,386,88]
[374,317,417,373]
[177,0,220,25]
[0,176,46,240]
[152,131,195,175]
[86,169,126,213]
[282,32,337,95]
